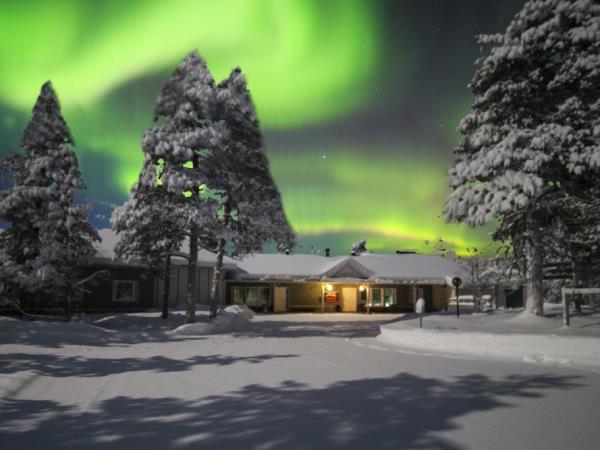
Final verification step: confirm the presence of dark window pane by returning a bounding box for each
[233,287,244,304]
[246,287,259,306]
[259,287,270,305]
[360,288,367,303]
[371,288,382,306]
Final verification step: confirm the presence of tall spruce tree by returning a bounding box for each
[0,82,98,314]
[141,51,225,324]
[137,52,293,321]
[199,67,294,317]
[444,0,600,316]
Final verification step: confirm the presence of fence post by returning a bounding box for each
[562,288,570,327]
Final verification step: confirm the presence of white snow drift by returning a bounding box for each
[378,307,600,369]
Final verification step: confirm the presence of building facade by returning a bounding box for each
[226,253,467,313]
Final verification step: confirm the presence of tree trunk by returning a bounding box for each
[186,225,199,324]
[208,238,225,319]
[524,218,544,316]
[64,291,72,321]
[162,257,170,320]
[572,259,582,314]
[472,259,481,313]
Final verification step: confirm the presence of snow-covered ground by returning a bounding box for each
[1,310,600,449]
[379,304,600,370]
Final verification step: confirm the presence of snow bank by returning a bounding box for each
[170,305,254,336]
[378,311,600,369]
[0,316,116,346]
[93,312,186,331]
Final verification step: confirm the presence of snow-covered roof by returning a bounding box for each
[236,253,469,285]
[349,253,467,283]
[92,228,237,269]
[236,254,347,279]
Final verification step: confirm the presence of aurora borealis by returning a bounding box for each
[0,0,524,255]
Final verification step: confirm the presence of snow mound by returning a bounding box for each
[93,312,186,331]
[223,304,255,319]
[508,310,551,324]
[379,317,600,369]
[0,316,116,346]
[170,305,254,336]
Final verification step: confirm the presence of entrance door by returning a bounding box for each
[342,287,358,312]
[274,287,288,312]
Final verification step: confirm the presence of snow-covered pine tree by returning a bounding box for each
[24,82,99,315]
[197,67,294,317]
[546,178,600,308]
[0,151,39,307]
[444,0,600,316]
[141,51,225,324]
[111,159,187,319]
[1,82,99,314]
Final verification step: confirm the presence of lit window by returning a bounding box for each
[371,288,396,307]
[384,288,396,307]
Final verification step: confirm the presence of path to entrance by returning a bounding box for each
[1,313,599,449]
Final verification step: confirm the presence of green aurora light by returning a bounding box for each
[0,0,494,255]
[269,147,492,255]
[0,0,378,128]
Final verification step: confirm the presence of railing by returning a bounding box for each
[561,287,600,326]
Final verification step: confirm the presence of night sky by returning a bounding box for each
[0,0,524,256]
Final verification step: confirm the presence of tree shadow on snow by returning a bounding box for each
[233,319,393,339]
[0,315,209,349]
[0,352,299,379]
[0,372,582,450]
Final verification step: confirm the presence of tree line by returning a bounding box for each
[0,50,294,321]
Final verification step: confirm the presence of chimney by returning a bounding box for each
[325,248,330,257]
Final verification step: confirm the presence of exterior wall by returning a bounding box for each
[12,262,225,314]
[154,265,216,307]
[396,285,412,309]
[79,265,155,311]
[432,285,451,310]
[226,281,451,313]
[287,283,322,308]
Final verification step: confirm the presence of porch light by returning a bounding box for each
[325,283,333,292]
[358,285,366,292]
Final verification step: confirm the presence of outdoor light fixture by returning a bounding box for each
[358,285,366,292]
[326,284,333,292]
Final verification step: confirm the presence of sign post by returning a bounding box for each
[452,277,462,318]
[416,297,425,328]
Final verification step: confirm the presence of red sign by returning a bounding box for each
[325,293,338,303]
